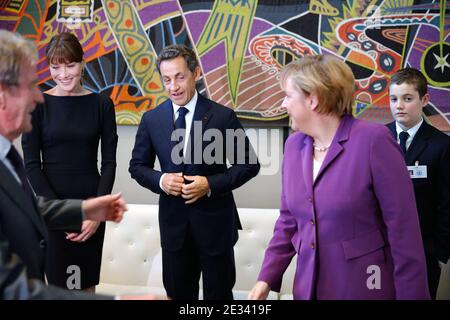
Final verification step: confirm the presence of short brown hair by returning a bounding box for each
[157,44,199,74]
[280,54,355,117]
[46,32,84,65]
[0,30,38,87]
[390,68,428,98]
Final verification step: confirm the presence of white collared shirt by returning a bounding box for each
[395,118,423,151]
[159,91,199,193]
[172,91,198,157]
[0,134,21,184]
[313,158,323,181]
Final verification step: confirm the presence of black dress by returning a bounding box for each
[22,92,118,289]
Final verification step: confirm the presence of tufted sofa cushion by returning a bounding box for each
[96,204,164,296]
[96,204,295,299]
[233,208,291,300]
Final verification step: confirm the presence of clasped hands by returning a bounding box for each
[67,192,128,242]
[162,173,209,204]
[66,220,100,243]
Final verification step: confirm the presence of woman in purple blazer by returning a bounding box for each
[249,55,429,300]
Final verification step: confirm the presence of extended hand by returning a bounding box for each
[181,175,209,204]
[66,220,100,242]
[162,172,184,196]
[248,281,270,300]
[82,192,127,223]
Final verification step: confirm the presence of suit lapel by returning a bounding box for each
[301,135,314,196]
[387,121,397,140]
[159,99,176,150]
[156,99,184,170]
[0,162,46,237]
[313,115,351,186]
[185,94,212,165]
[405,121,431,165]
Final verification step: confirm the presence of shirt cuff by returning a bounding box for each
[81,203,87,220]
[159,173,169,195]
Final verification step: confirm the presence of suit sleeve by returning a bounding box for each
[97,97,118,196]
[129,113,163,194]
[369,127,430,299]
[257,152,297,292]
[436,139,450,263]
[0,232,111,300]
[206,110,260,195]
[21,105,58,199]
[37,196,83,232]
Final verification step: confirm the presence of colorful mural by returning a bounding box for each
[1,0,449,130]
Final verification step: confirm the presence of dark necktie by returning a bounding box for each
[399,131,409,155]
[7,145,33,197]
[174,107,189,155]
[174,107,189,130]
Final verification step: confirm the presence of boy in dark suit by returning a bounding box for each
[129,44,260,300]
[387,67,450,299]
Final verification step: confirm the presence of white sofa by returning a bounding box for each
[96,204,450,300]
[96,204,295,299]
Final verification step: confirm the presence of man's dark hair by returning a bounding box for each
[390,67,428,98]
[157,44,199,73]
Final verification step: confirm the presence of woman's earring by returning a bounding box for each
[80,68,85,86]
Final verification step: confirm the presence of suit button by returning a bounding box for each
[310,219,315,225]
[308,197,313,202]
[310,242,315,249]
[39,239,46,248]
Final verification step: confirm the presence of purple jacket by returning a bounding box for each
[258,116,430,299]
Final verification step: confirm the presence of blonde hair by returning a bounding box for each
[280,54,355,116]
[0,30,38,87]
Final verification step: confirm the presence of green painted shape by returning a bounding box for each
[15,0,47,36]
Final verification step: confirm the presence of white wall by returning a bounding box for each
[112,125,283,209]
[16,125,284,209]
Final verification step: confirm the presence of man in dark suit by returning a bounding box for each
[0,30,130,300]
[387,67,450,299]
[129,44,260,300]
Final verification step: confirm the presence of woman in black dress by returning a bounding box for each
[22,32,118,292]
